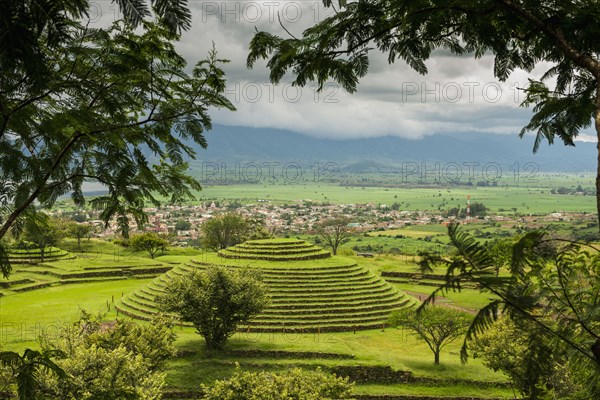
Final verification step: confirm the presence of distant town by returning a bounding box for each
[47,199,596,246]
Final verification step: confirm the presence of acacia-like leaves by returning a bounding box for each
[0,19,234,241]
[427,223,600,368]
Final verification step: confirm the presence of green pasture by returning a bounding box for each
[194,182,595,214]
[165,328,511,397]
[0,279,152,351]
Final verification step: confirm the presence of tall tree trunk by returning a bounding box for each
[596,80,600,234]
[592,338,600,363]
[434,350,440,365]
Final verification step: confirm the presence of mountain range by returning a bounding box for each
[189,124,596,173]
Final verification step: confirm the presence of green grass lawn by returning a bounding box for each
[353,383,513,398]
[0,279,152,351]
[371,224,449,238]
[389,283,497,311]
[165,328,511,397]
[191,182,595,214]
[354,254,447,274]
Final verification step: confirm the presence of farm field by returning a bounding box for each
[193,181,596,214]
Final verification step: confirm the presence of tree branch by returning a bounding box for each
[0,132,84,239]
[495,0,600,77]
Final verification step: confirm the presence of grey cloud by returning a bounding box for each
[172,1,548,140]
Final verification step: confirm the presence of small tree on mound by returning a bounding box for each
[200,213,249,250]
[129,232,170,259]
[316,216,352,255]
[202,367,353,400]
[67,222,93,250]
[390,306,471,365]
[159,266,269,350]
[23,213,65,260]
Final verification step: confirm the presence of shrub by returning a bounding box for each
[202,367,353,400]
[159,266,269,349]
[37,312,176,399]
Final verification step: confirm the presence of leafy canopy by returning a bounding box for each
[0,15,234,277]
[316,216,352,255]
[66,222,93,249]
[202,366,354,400]
[129,232,170,259]
[1,0,192,88]
[200,213,270,251]
[37,311,176,399]
[420,224,600,397]
[473,317,580,400]
[390,306,471,365]
[0,348,66,400]
[159,266,270,350]
[0,311,177,399]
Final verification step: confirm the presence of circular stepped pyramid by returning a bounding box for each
[116,239,416,332]
[8,246,73,264]
[218,239,331,261]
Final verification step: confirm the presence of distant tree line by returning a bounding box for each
[551,185,594,196]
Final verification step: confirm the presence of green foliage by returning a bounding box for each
[159,266,270,349]
[1,1,191,88]
[423,224,600,398]
[22,213,65,260]
[316,216,352,255]
[0,240,10,278]
[62,311,178,371]
[389,306,471,365]
[0,349,66,400]
[129,232,170,259]
[174,220,192,231]
[0,14,234,242]
[487,237,513,275]
[201,366,353,400]
[446,202,487,218]
[44,345,164,399]
[200,213,254,250]
[468,202,487,218]
[473,317,579,399]
[66,222,93,249]
[38,311,176,399]
[245,214,272,240]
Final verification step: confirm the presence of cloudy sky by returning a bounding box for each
[92,1,593,141]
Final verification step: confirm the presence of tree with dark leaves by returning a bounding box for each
[0,10,234,278]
